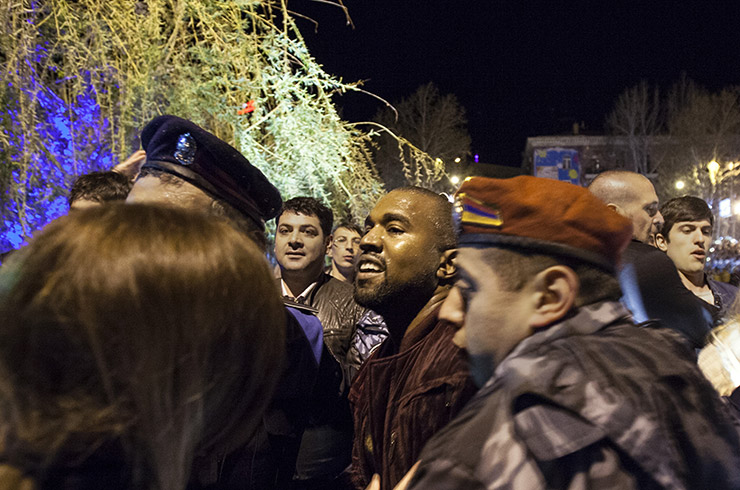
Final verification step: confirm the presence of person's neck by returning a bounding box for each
[678,269,708,293]
[330,262,355,283]
[383,285,451,347]
[281,265,324,298]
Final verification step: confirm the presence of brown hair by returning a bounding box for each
[68,171,133,206]
[0,204,285,490]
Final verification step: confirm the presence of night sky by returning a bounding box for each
[296,1,740,166]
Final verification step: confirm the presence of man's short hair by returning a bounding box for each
[333,220,362,236]
[68,171,132,206]
[660,196,713,239]
[480,246,623,307]
[393,186,456,252]
[279,197,333,237]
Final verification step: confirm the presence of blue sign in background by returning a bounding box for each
[533,148,580,185]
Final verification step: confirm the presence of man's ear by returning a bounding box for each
[528,266,578,328]
[606,203,622,215]
[436,249,457,281]
[654,233,668,252]
[325,234,333,255]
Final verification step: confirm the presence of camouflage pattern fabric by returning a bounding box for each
[410,301,740,490]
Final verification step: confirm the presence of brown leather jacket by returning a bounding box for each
[348,306,476,490]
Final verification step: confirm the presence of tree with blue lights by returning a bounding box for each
[1,0,424,253]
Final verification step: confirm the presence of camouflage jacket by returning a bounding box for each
[409,301,740,490]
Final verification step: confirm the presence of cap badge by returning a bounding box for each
[174,132,196,166]
[454,193,503,232]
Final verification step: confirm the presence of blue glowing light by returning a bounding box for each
[1,75,112,253]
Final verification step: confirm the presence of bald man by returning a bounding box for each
[588,170,664,243]
[589,170,711,348]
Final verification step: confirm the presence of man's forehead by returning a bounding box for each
[370,191,433,222]
[335,227,359,236]
[673,219,713,228]
[456,247,492,276]
[279,210,320,225]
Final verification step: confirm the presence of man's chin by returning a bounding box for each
[278,260,306,271]
[353,281,393,311]
[354,286,381,310]
[468,353,495,388]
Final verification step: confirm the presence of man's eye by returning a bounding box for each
[387,226,404,234]
[645,206,658,217]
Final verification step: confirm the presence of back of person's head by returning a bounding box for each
[278,197,333,238]
[68,171,132,207]
[587,170,647,207]
[134,167,269,250]
[659,196,713,239]
[0,204,285,490]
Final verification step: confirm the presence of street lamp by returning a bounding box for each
[450,175,460,186]
[675,180,685,190]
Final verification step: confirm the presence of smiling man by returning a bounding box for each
[656,196,738,326]
[349,187,476,490]
[274,197,367,488]
[404,176,740,490]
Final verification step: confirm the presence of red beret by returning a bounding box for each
[453,176,632,272]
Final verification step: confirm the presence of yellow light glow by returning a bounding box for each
[450,175,460,185]
[708,160,720,173]
[454,157,461,163]
[675,180,685,190]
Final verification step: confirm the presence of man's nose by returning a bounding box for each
[440,287,465,328]
[653,210,664,231]
[440,288,467,348]
[288,230,303,246]
[360,227,381,252]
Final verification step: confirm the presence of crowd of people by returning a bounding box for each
[1,114,740,490]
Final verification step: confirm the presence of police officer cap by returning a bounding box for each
[140,115,282,225]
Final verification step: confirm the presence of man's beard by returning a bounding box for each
[353,269,437,316]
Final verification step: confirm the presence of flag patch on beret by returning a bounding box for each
[455,193,503,229]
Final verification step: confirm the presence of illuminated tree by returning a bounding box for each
[0,0,385,251]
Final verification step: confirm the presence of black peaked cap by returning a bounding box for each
[141,115,282,224]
